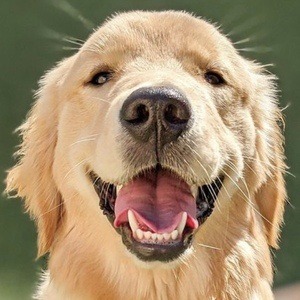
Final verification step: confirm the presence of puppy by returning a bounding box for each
[6,11,286,300]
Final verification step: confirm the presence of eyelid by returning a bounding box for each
[89,62,112,76]
[209,65,229,76]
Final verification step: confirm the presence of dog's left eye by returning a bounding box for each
[204,71,225,85]
[90,72,112,85]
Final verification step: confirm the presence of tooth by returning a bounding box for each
[136,229,143,240]
[128,210,139,232]
[171,230,178,240]
[117,185,122,195]
[177,212,187,236]
[144,231,151,240]
[151,233,157,241]
[163,233,171,241]
[191,185,198,198]
[157,234,164,242]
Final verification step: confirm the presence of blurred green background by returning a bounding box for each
[0,0,299,299]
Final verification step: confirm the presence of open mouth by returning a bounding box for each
[90,165,224,262]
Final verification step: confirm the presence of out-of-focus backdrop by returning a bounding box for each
[0,1,299,299]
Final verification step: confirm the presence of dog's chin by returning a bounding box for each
[124,244,195,269]
[120,222,194,262]
[90,165,224,263]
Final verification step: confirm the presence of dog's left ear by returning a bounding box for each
[6,56,74,256]
[251,67,287,249]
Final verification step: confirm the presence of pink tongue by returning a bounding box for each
[114,169,198,233]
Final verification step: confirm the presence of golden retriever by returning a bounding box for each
[6,11,286,300]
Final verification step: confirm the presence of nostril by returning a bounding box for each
[121,86,192,144]
[164,103,190,125]
[125,104,149,125]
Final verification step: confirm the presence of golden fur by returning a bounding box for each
[6,11,286,300]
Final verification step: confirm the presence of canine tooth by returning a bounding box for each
[144,231,152,240]
[177,212,187,236]
[128,210,138,232]
[151,233,157,240]
[163,233,171,241]
[191,185,198,198]
[171,230,178,240]
[157,234,164,242]
[136,229,144,240]
[116,185,122,195]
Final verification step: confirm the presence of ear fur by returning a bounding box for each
[6,58,73,256]
[251,65,287,249]
[255,147,286,249]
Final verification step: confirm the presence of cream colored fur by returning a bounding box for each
[6,11,286,300]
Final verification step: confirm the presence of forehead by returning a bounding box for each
[82,11,236,64]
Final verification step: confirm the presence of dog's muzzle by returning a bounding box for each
[90,86,224,263]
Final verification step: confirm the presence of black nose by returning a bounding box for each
[120,86,191,144]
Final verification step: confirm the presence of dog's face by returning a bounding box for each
[7,11,285,267]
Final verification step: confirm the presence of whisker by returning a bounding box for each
[243,159,294,208]
[41,28,84,45]
[35,190,62,218]
[220,4,248,30]
[233,37,251,45]
[243,155,292,176]
[62,37,84,47]
[41,168,100,218]
[237,46,272,53]
[63,157,91,181]
[280,102,291,112]
[62,46,81,51]
[41,28,84,53]
[185,142,222,213]
[69,134,100,147]
[51,0,94,30]
[204,162,232,202]
[197,243,221,251]
[221,168,278,229]
[228,15,263,37]
[225,161,252,201]
[69,137,96,147]
[183,136,279,230]
[90,97,111,104]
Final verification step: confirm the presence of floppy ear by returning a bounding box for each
[255,144,286,249]
[252,68,287,249]
[6,58,73,257]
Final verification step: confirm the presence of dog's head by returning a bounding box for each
[6,11,285,264]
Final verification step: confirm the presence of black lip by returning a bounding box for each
[196,175,224,223]
[90,170,224,262]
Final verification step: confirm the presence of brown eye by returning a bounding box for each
[204,71,225,85]
[90,72,112,85]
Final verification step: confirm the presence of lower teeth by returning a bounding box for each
[133,229,179,243]
[128,210,185,243]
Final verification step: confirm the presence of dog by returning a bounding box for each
[6,10,286,300]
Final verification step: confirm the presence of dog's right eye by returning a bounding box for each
[90,72,112,85]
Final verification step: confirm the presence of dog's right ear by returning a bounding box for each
[6,57,74,257]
